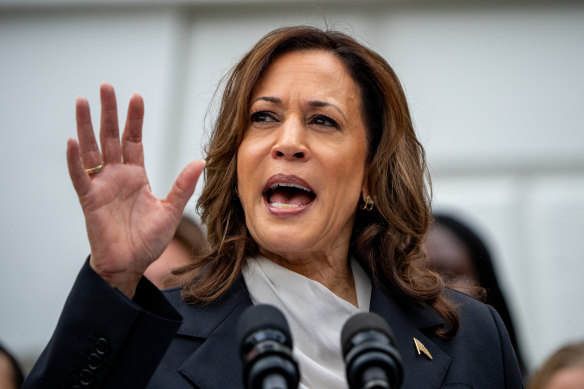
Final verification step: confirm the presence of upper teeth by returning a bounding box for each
[270,183,311,192]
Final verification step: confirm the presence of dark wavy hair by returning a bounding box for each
[179,25,459,338]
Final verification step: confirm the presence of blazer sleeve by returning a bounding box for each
[22,259,183,389]
[487,305,525,388]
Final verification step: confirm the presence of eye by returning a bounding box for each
[310,114,339,129]
[250,111,278,123]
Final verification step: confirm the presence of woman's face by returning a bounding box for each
[236,49,369,262]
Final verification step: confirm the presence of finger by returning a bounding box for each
[165,160,206,213]
[75,97,102,170]
[67,138,92,198]
[122,93,145,166]
[99,82,122,164]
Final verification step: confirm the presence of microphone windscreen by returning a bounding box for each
[341,312,395,356]
[237,304,292,349]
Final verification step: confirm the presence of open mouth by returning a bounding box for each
[263,176,316,209]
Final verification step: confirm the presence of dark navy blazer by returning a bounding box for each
[23,261,523,389]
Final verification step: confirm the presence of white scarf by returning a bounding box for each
[241,254,372,389]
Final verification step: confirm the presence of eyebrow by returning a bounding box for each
[252,96,281,104]
[251,96,346,120]
[308,100,346,120]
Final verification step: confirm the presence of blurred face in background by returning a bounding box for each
[424,224,479,291]
[236,49,369,264]
[543,366,584,389]
[144,238,192,289]
[0,351,19,389]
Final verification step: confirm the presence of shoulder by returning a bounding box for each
[443,288,506,336]
[444,289,523,388]
[441,288,510,351]
[438,288,524,387]
[162,286,184,310]
[445,288,494,320]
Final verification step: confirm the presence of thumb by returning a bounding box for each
[165,159,206,212]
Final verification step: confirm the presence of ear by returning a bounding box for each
[361,168,371,202]
[361,190,370,203]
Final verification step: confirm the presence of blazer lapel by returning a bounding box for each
[176,276,253,389]
[370,284,451,389]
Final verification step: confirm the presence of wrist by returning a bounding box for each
[89,257,142,298]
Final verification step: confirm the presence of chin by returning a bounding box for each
[251,225,318,256]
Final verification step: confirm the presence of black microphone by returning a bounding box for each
[237,304,300,389]
[341,312,403,389]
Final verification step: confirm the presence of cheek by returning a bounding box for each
[320,152,367,219]
[237,133,266,168]
[236,153,250,205]
[236,138,263,205]
[333,140,368,186]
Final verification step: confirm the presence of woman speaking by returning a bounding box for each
[23,26,523,389]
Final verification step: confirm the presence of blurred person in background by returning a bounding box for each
[527,342,584,389]
[423,212,527,376]
[144,216,208,289]
[0,342,24,389]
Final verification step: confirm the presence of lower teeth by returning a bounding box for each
[270,202,301,209]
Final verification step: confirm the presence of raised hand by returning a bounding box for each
[66,83,205,297]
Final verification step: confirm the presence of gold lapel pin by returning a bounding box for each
[413,337,433,360]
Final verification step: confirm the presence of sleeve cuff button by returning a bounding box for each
[80,368,94,386]
[88,353,102,370]
[95,337,110,355]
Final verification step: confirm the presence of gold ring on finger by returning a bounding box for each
[85,163,104,175]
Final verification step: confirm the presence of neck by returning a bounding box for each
[259,249,358,306]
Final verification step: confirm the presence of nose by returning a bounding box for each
[271,117,310,161]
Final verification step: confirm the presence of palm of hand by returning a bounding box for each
[82,164,179,276]
[67,83,204,296]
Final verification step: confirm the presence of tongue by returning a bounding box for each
[269,190,313,206]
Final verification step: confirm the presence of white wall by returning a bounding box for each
[1,0,583,373]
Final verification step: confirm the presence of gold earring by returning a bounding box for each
[360,195,374,211]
